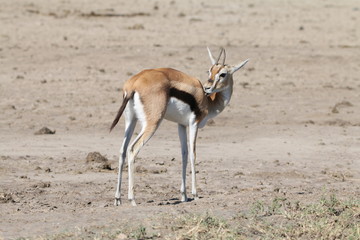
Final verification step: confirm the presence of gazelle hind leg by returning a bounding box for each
[114,105,137,206]
[127,92,166,206]
[127,122,160,206]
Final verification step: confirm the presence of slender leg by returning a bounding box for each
[114,107,137,206]
[178,124,188,202]
[127,123,160,206]
[188,120,199,200]
[126,91,166,206]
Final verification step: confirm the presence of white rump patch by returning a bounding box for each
[133,92,147,128]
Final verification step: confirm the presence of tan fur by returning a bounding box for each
[111,49,248,206]
[209,65,223,81]
[209,93,217,101]
[123,68,209,122]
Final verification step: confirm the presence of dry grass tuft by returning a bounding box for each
[169,213,239,240]
[237,194,360,239]
[16,195,359,240]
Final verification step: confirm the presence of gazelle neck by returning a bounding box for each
[206,77,233,119]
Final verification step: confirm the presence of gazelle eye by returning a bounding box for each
[219,73,227,78]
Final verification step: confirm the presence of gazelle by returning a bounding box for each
[110,47,248,206]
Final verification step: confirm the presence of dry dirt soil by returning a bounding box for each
[1,0,359,239]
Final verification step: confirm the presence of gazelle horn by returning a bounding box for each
[216,48,224,65]
[222,48,226,66]
[207,47,217,65]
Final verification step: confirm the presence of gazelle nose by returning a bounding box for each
[204,87,212,95]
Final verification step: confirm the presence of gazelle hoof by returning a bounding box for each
[129,199,137,206]
[114,198,121,206]
[181,195,188,202]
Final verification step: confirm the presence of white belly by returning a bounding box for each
[164,97,194,126]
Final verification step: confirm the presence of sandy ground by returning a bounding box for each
[1,0,360,238]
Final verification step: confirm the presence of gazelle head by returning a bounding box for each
[203,47,249,95]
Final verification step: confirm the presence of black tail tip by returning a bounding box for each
[109,124,116,133]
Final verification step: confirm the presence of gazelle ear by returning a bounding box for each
[207,47,217,65]
[230,59,249,74]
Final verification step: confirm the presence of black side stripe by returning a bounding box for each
[169,87,202,118]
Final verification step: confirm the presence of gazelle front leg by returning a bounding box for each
[178,124,188,202]
[188,119,199,200]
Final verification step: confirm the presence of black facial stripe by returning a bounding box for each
[169,88,201,118]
